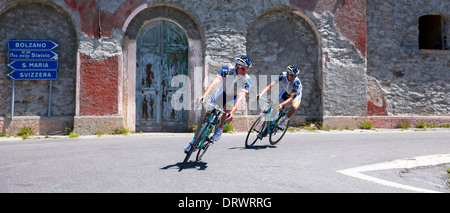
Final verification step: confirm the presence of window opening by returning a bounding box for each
[419,15,445,50]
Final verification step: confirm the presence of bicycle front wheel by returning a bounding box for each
[245,115,264,148]
[180,145,194,171]
[269,115,290,145]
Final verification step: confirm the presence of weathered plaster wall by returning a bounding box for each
[290,0,367,118]
[367,0,450,116]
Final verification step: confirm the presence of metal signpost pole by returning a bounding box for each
[48,80,52,117]
[11,80,14,119]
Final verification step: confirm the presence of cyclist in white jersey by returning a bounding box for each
[257,65,302,129]
[184,56,252,153]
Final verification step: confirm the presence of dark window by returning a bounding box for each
[419,15,445,50]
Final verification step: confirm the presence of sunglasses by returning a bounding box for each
[237,65,249,71]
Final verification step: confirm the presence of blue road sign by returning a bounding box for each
[8,50,58,60]
[7,70,57,80]
[8,60,58,71]
[7,40,59,80]
[8,40,59,51]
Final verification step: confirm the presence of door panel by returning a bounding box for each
[136,21,188,132]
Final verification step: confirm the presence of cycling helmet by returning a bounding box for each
[235,55,252,68]
[286,65,299,76]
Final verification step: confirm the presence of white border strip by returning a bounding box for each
[337,154,450,193]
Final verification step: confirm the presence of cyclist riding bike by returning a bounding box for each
[257,65,303,129]
[184,55,253,153]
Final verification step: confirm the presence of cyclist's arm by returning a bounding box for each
[257,80,277,99]
[227,90,248,121]
[199,76,221,100]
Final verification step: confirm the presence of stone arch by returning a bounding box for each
[122,5,204,132]
[0,1,78,117]
[247,8,322,118]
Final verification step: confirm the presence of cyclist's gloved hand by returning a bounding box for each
[256,94,261,101]
[225,113,233,123]
[276,105,283,111]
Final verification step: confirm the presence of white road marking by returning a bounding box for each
[337,154,450,193]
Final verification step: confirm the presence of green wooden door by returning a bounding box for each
[136,21,188,132]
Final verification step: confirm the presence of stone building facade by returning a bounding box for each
[366,0,450,128]
[0,0,447,135]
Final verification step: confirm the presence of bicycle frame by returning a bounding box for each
[191,102,225,147]
[256,97,284,137]
[195,110,217,149]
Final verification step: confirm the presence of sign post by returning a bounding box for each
[11,80,15,119]
[7,40,59,118]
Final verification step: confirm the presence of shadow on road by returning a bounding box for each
[160,161,208,171]
[229,145,277,150]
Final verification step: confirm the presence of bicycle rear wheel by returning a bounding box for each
[196,139,211,161]
[269,114,290,145]
[245,115,264,148]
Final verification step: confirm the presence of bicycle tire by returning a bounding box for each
[269,115,290,145]
[180,145,194,171]
[180,121,209,171]
[245,115,264,148]
[196,139,210,161]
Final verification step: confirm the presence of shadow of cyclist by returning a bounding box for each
[160,161,208,171]
[228,145,277,150]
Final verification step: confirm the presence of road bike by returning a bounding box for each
[180,102,227,171]
[245,97,290,148]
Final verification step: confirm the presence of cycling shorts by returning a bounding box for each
[278,89,301,106]
[209,87,237,111]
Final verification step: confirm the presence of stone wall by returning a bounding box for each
[0,1,77,117]
[367,0,450,116]
[247,8,321,117]
[0,0,375,134]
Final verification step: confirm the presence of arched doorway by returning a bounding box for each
[247,9,322,118]
[136,20,188,132]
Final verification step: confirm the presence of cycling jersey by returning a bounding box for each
[216,66,252,94]
[210,66,253,110]
[274,72,302,105]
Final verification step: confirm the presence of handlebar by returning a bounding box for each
[258,96,271,104]
[195,100,227,115]
[204,102,226,115]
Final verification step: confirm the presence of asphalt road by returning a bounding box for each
[0,129,449,193]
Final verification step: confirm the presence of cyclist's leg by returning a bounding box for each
[212,95,235,141]
[278,89,287,105]
[272,89,288,121]
[276,90,296,129]
[287,95,301,118]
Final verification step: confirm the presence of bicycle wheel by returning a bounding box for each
[245,115,264,148]
[269,114,290,145]
[196,138,211,161]
[180,145,194,171]
[180,121,209,171]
